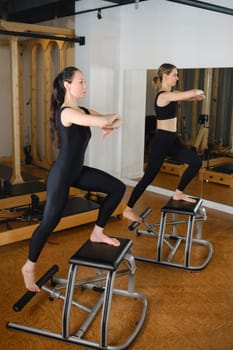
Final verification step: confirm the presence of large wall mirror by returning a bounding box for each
[124,67,233,207]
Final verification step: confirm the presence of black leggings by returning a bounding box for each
[127,129,202,208]
[29,166,125,262]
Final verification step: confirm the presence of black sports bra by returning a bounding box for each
[154,91,178,120]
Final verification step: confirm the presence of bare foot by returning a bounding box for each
[123,206,142,223]
[90,227,120,247]
[21,260,40,292]
[173,191,196,203]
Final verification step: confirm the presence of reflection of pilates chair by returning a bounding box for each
[129,197,213,271]
[7,238,147,350]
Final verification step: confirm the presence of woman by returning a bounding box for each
[124,63,204,223]
[22,66,126,292]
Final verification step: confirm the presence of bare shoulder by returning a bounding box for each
[61,106,86,127]
[157,90,177,106]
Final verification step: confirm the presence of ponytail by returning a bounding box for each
[50,66,80,148]
[152,76,161,92]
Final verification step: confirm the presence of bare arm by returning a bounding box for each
[61,107,121,129]
[158,89,205,106]
[89,108,122,128]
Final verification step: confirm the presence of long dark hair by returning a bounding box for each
[50,66,81,148]
[153,63,177,92]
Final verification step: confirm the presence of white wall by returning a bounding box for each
[75,0,233,179]
[75,0,122,175]
[120,0,233,69]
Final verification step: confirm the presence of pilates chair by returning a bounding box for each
[7,237,147,350]
[129,197,213,271]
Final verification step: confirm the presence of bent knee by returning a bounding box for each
[118,181,126,195]
[194,158,202,171]
[114,180,126,198]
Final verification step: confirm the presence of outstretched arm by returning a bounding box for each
[61,107,122,130]
[158,89,205,106]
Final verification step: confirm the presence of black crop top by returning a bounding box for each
[154,91,178,120]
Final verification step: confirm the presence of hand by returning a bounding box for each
[100,114,122,129]
[111,116,122,129]
[106,114,122,129]
[195,89,205,100]
[101,127,114,138]
[196,89,204,96]
[197,94,205,100]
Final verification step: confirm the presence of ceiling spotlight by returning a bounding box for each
[97,9,102,20]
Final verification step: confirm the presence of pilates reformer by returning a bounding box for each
[0,188,124,246]
[129,197,213,271]
[199,159,233,188]
[0,194,99,227]
[7,238,147,350]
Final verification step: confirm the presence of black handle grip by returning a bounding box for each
[13,264,59,312]
[128,220,140,231]
[140,207,152,219]
[128,208,152,231]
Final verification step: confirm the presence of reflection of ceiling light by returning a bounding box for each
[135,0,139,9]
[97,9,102,20]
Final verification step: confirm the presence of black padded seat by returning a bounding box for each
[213,162,233,174]
[10,181,46,196]
[161,197,203,216]
[69,238,132,271]
[0,180,46,197]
